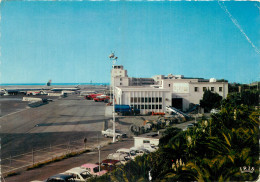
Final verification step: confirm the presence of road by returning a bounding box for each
[0,95,109,159]
[5,138,134,182]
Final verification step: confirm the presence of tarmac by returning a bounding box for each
[0,86,195,181]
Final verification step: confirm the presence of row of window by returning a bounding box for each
[130,97,163,103]
[194,87,223,92]
[131,104,163,110]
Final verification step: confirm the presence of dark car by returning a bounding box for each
[96,159,121,171]
[45,174,75,182]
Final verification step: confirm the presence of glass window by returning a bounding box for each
[211,87,214,91]
[159,97,162,102]
[138,98,141,102]
[156,105,159,109]
[145,105,148,109]
[156,98,159,102]
[134,97,138,102]
[194,87,199,92]
[145,98,148,102]
[148,98,152,103]
[141,97,144,102]
[143,140,150,144]
[149,105,151,109]
[203,87,207,91]
[159,105,162,109]
[141,105,144,109]
[219,87,223,92]
[131,97,133,103]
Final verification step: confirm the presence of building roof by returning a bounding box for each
[116,86,171,91]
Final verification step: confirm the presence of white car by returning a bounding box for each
[63,167,92,182]
[210,109,220,114]
[101,129,126,138]
[130,147,150,156]
[107,153,130,164]
[116,148,137,159]
[144,144,159,152]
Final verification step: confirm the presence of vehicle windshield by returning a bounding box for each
[47,177,74,182]
[93,167,102,173]
[130,151,136,156]
[124,156,130,161]
[81,171,91,179]
[47,179,65,182]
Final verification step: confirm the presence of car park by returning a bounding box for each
[81,163,107,176]
[63,167,91,182]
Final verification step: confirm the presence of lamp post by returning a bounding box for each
[97,145,101,172]
[109,52,118,143]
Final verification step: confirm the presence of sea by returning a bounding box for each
[0,83,109,86]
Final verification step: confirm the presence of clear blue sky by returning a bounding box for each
[1,1,259,84]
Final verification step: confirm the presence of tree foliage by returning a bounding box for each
[200,90,222,112]
[91,102,259,181]
[226,90,259,107]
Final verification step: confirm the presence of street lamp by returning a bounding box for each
[97,145,101,172]
[109,52,118,143]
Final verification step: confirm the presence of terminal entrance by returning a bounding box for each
[172,98,183,111]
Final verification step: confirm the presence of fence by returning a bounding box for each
[1,136,108,176]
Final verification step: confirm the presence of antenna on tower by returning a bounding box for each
[109,51,115,59]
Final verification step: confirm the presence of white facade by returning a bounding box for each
[134,136,160,148]
[115,86,172,114]
[111,65,154,87]
[112,65,228,114]
[111,65,128,87]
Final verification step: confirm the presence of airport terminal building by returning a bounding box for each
[112,65,228,114]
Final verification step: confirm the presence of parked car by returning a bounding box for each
[143,144,159,152]
[130,147,150,156]
[183,123,194,131]
[116,148,137,159]
[45,174,75,182]
[210,109,220,114]
[81,163,107,176]
[63,167,91,182]
[107,153,130,164]
[99,159,121,171]
[101,129,126,138]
